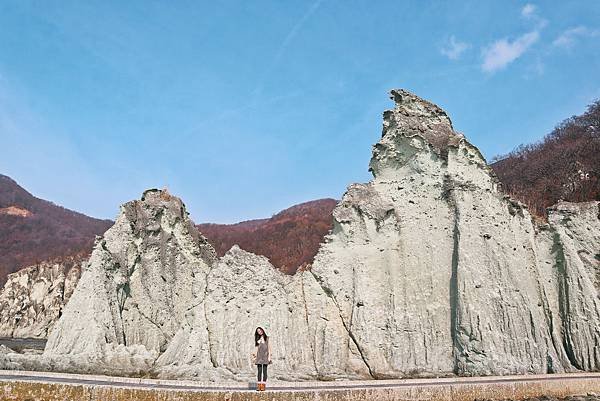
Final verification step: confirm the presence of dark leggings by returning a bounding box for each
[257,364,268,382]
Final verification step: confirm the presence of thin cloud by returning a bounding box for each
[441,36,470,60]
[524,57,545,79]
[553,26,600,48]
[176,90,306,145]
[481,31,539,73]
[521,4,537,18]
[275,0,323,63]
[253,0,323,97]
[521,3,547,30]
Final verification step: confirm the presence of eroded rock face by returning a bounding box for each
[307,89,600,378]
[0,257,82,338]
[2,89,598,381]
[158,246,318,380]
[537,201,600,372]
[43,189,216,369]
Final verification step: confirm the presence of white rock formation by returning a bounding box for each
[1,89,598,381]
[306,90,599,378]
[43,189,217,372]
[0,257,82,338]
[535,201,600,372]
[158,245,318,380]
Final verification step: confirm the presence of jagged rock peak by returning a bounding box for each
[141,187,179,203]
[117,188,216,264]
[44,188,217,359]
[116,188,189,236]
[388,89,453,127]
[385,89,457,149]
[370,89,487,180]
[130,188,188,221]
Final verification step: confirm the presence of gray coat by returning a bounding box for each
[255,338,271,365]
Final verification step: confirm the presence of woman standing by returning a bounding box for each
[252,327,271,391]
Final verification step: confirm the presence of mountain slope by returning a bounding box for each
[0,175,112,284]
[491,100,600,217]
[198,198,337,274]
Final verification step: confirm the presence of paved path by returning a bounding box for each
[1,370,599,393]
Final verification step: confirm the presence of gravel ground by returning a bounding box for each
[0,337,46,352]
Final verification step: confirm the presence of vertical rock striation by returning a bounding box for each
[201,246,315,380]
[537,201,600,372]
[44,189,216,370]
[306,89,600,378]
[0,258,82,338]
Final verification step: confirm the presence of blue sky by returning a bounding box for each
[1,1,599,223]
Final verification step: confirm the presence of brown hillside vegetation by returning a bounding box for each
[491,100,600,217]
[198,198,337,274]
[0,174,112,285]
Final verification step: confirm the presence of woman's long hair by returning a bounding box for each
[254,327,268,346]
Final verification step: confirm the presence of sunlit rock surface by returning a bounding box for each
[41,189,217,375]
[0,258,82,338]
[307,90,600,378]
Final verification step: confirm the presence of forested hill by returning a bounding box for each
[0,175,112,285]
[491,99,600,217]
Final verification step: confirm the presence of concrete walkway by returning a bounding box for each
[1,370,599,400]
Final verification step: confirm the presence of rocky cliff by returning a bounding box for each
[307,90,600,378]
[1,90,598,381]
[0,257,82,338]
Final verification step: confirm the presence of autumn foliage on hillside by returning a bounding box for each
[0,175,112,284]
[198,198,337,274]
[491,100,600,217]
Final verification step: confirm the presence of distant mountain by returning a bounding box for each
[198,198,337,274]
[0,174,113,284]
[491,99,600,217]
[0,173,336,283]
